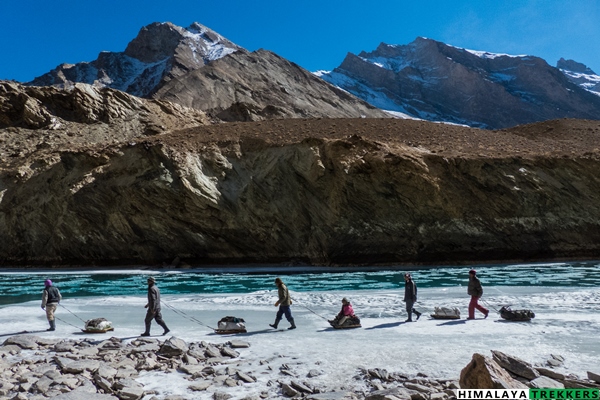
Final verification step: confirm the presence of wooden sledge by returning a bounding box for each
[430,314,461,320]
[331,323,362,329]
[81,327,115,334]
[214,328,247,334]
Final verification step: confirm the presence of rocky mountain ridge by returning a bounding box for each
[28,22,240,98]
[2,82,600,266]
[557,57,600,97]
[318,37,600,129]
[26,22,388,122]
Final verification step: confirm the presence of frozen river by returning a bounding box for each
[1,262,599,398]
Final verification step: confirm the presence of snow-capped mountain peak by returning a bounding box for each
[317,37,600,129]
[557,58,600,97]
[28,21,242,97]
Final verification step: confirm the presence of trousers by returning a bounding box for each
[468,296,489,319]
[275,305,293,321]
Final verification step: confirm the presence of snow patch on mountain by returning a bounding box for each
[463,49,529,60]
[559,69,600,97]
[315,70,474,127]
[315,70,412,113]
[184,23,237,64]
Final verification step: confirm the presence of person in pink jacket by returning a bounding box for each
[329,297,355,327]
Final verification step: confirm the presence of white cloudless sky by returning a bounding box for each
[1,0,599,81]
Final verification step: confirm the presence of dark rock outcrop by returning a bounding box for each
[319,37,600,129]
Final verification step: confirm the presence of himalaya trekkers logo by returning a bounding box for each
[454,389,600,400]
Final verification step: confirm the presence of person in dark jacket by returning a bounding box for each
[41,279,62,331]
[403,273,422,322]
[141,277,170,337]
[467,269,489,319]
[269,277,296,330]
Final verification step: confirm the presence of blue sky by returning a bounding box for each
[1,0,599,82]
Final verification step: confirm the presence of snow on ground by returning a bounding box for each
[2,286,598,399]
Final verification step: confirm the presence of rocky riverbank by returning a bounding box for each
[1,334,599,399]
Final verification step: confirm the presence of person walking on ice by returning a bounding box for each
[141,276,170,337]
[41,279,61,331]
[403,273,422,322]
[467,269,489,320]
[270,277,296,330]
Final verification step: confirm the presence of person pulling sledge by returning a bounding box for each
[329,297,358,328]
[41,279,62,331]
[467,269,489,320]
[141,277,170,337]
[403,273,422,322]
[269,277,296,330]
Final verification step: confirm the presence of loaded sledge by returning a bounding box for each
[329,315,362,329]
[430,306,461,320]
[82,318,114,333]
[499,306,535,321]
[214,316,247,334]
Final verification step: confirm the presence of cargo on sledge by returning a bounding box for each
[499,306,535,321]
[82,318,114,333]
[214,316,247,334]
[329,316,361,329]
[430,306,461,320]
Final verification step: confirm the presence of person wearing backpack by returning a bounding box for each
[467,269,489,319]
[41,279,62,331]
[269,277,296,330]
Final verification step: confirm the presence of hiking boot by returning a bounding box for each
[140,332,150,337]
[162,329,170,336]
[47,320,56,331]
[288,319,296,330]
[484,311,489,319]
[405,318,412,322]
[270,318,282,329]
[415,311,422,321]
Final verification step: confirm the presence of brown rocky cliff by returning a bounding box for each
[2,98,600,265]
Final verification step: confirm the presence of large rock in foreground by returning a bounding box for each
[460,353,528,389]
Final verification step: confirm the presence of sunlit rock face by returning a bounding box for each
[2,83,600,267]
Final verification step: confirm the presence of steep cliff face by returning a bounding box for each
[2,108,600,265]
[318,37,600,129]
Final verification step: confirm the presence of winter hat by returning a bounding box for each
[342,297,349,303]
[44,279,52,287]
[404,273,411,278]
[469,269,477,275]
